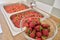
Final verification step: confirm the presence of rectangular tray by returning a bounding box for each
[10,10,44,28]
[0,2,50,36]
[4,3,29,13]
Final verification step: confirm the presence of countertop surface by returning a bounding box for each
[0,11,60,40]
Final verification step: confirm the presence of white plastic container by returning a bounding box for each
[0,1,50,36]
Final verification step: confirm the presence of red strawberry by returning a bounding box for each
[36,21,41,25]
[29,27,32,31]
[29,21,35,28]
[34,18,41,25]
[14,20,20,28]
[28,18,32,22]
[25,28,31,36]
[36,32,42,37]
[42,29,49,36]
[36,38,42,40]
[23,22,29,27]
[35,25,40,31]
[41,24,50,28]
[30,30,35,38]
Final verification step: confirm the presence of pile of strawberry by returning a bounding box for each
[4,3,28,13]
[23,17,50,40]
[10,11,44,28]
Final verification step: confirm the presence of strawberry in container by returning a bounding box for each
[10,13,23,28]
[20,17,57,40]
[10,10,44,28]
[4,3,29,13]
[24,11,44,18]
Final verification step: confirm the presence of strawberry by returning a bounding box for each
[36,38,42,40]
[28,18,32,22]
[30,30,35,38]
[41,24,50,28]
[29,27,32,31]
[29,21,35,28]
[23,22,29,27]
[5,4,28,13]
[4,6,13,13]
[36,21,41,25]
[35,25,40,31]
[42,29,49,36]
[24,18,32,24]
[14,20,20,28]
[36,32,42,37]
[33,18,41,25]
[26,28,31,36]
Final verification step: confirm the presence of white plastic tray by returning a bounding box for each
[0,2,50,36]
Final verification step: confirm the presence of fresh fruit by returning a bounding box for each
[10,11,44,28]
[36,38,42,40]
[25,28,31,36]
[42,29,49,36]
[23,17,50,40]
[14,20,20,28]
[25,11,44,18]
[28,18,32,22]
[4,4,28,13]
[29,21,35,28]
[41,24,50,28]
[35,25,40,31]
[29,27,32,31]
[36,32,42,37]
[30,30,35,38]
[23,22,29,27]
[32,18,41,25]
[10,14,20,28]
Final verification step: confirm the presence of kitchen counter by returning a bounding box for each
[0,11,60,40]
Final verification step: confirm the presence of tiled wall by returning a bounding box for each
[34,0,60,18]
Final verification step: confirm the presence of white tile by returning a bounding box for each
[36,1,53,13]
[35,0,55,6]
[54,0,60,9]
[51,7,60,18]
